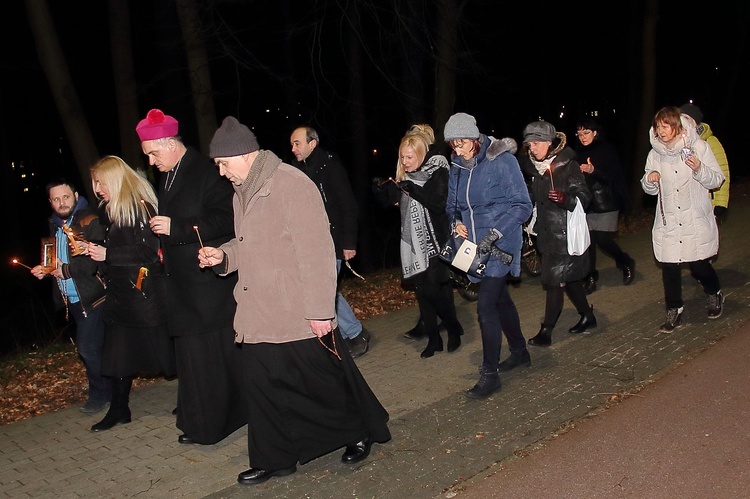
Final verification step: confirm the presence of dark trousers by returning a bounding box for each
[414,280,461,337]
[543,281,591,326]
[661,259,721,309]
[589,230,631,277]
[69,302,110,403]
[476,276,525,371]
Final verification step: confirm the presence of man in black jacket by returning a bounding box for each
[31,179,110,413]
[137,109,245,445]
[290,126,370,358]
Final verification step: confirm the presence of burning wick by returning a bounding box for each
[548,166,555,190]
[193,226,205,249]
[140,199,155,219]
[11,258,33,270]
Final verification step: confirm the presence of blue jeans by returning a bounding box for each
[336,259,362,339]
[69,302,111,403]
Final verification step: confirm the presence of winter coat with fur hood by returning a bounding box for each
[641,116,724,263]
[447,135,532,280]
[520,133,591,285]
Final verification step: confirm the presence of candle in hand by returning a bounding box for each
[193,226,205,249]
[11,258,33,270]
[140,199,155,219]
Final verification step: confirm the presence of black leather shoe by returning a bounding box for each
[178,434,194,444]
[498,349,531,372]
[569,307,597,334]
[403,321,426,340]
[528,325,553,347]
[341,438,373,464]
[622,259,635,285]
[237,466,297,485]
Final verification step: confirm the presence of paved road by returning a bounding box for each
[2,191,749,498]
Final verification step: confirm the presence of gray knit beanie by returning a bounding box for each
[209,116,260,158]
[522,121,556,143]
[443,112,480,141]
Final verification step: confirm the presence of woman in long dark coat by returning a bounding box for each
[519,121,596,347]
[86,155,176,431]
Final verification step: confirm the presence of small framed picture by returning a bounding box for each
[41,237,57,272]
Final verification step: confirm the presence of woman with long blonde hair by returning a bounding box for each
[374,125,464,358]
[86,155,175,432]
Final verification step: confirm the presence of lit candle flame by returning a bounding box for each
[193,226,205,249]
[11,258,33,270]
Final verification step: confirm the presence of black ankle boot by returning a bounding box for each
[528,324,553,347]
[621,257,635,285]
[91,377,132,432]
[466,367,501,399]
[420,331,444,358]
[583,274,597,294]
[404,318,427,340]
[569,306,597,334]
[446,322,464,353]
[498,349,531,372]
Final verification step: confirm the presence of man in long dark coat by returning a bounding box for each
[136,109,245,444]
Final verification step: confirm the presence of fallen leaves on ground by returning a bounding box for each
[0,268,414,426]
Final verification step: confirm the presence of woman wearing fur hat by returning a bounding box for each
[519,120,597,347]
[373,124,464,358]
[443,112,533,399]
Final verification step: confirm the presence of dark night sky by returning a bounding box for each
[1,0,747,351]
[1,0,748,260]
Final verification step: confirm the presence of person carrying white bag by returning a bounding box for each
[518,120,597,347]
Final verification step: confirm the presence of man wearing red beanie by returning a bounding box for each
[136,109,245,445]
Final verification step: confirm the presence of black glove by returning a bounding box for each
[490,246,513,264]
[397,180,414,193]
[477,230,501,254]
[714,206,727,218]
[548,189,567,206]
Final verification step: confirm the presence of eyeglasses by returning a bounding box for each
[576,130,593,138]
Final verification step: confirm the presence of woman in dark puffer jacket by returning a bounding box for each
[519,121,597,347]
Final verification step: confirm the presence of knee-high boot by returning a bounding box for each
[91,377,133,432]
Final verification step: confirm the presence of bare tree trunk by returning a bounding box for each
[25,0,99,200]
[434,0,460,147]
[345,3,374,271]
[176,0,217,153]
[632,0,658,206]
[108,0,141,169]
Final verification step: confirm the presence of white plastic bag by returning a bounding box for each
[567,197,590,256]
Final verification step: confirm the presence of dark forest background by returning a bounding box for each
[1,0,748,353]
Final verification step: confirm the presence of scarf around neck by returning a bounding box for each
[400,153,448,278]
[235,150,281,210]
